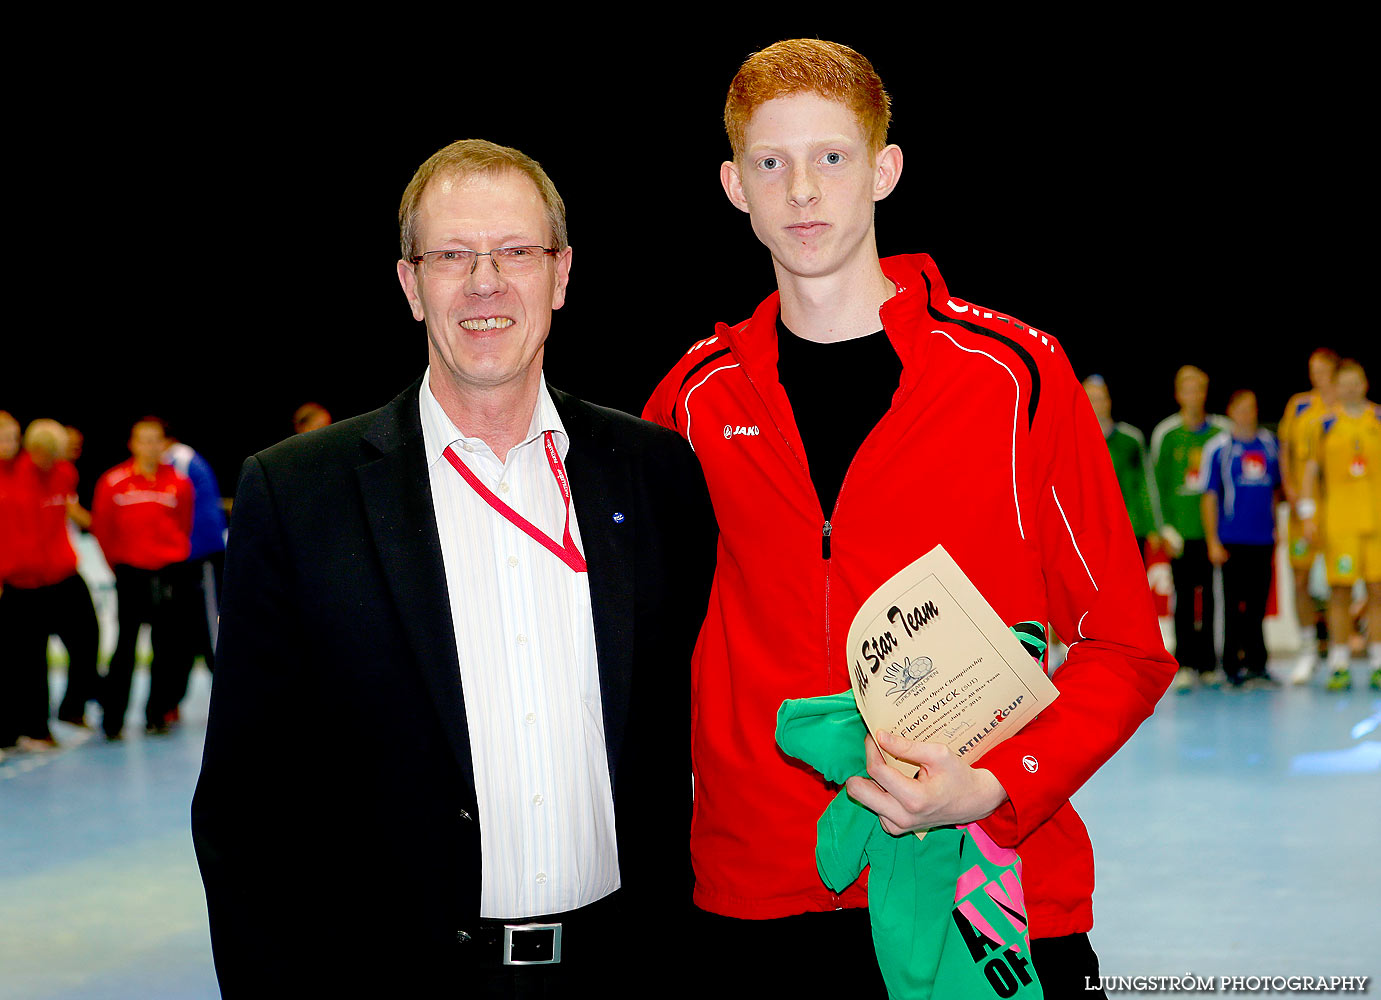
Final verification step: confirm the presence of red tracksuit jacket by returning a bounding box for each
[3,454,80,589]
[643,253,1176,938]
[91,460,193,571]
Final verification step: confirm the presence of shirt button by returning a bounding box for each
[532,794,544,806]
[498,481,510,494]
[462,443,474,453]
[535,872,548,885]
[516,634,528,645]
[524,712,536,725]
[508,555,518,568]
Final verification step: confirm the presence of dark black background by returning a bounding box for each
[5,26,1371,499]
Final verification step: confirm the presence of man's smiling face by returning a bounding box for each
[397,169,571,398]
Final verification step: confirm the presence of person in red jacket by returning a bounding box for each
[91,416,194,740]
[1,410,26,749]
[1,420,102,743]
[643,39,1176,995]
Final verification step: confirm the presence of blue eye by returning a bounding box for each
[759,157,781,170]
[822,152,843,165]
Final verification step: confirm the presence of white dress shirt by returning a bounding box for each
[419,370,619,918]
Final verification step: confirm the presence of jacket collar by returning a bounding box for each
[722,253,949,378]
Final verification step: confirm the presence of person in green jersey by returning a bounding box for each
[1150,366,1232,691]
[1084,375,1158,544]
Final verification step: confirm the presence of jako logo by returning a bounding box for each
[723,425,761,439]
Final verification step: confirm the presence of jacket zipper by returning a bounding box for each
[738,368,831,686]
[730,293,916,906]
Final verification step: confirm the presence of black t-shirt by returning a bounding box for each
[775,316,903,516]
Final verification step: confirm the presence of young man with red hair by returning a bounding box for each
[645,39,1176,993]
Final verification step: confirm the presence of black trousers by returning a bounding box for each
[1030,932,1106,999]
[0,575,99,741]
[103,563,194,737]
[0,587,24,746]
[1171,539,1216,672]
[159,553,224,715]
[1221,542,1274,679]
[685,907,1099,998]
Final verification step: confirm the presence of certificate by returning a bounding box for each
[847,544,1059,779]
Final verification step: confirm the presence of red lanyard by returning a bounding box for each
[442,431,588,573]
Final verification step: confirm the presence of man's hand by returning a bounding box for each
[1159,524,1185,557]
[1207,539,1230,566]
[843,731,1010,835]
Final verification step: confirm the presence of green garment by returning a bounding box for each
[776,692,1043,1000]
[1149,414,1231,540]
[1106,422,1156,539]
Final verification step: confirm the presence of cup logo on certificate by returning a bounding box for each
[847,545,1060,780]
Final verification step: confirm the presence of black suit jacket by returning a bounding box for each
[191,379,715,995]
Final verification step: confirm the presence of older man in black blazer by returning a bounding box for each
[191,140,714,997]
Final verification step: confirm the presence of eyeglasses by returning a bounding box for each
[409,246,559,277]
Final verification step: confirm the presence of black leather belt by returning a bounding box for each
[457,891,622,968]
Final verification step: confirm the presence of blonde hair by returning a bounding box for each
[1336,358,1367,381]
[398,139,568,260]
[1174,365,1208,388]
[724,39,891,161]
[23,418,69,461]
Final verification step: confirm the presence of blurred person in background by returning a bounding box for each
[164,432,228,699]
[1302,359,1381,691]
[1278,348,1338,683]
[1084,375,1159,552]
[63,425,84,463]
[0,411,24,750]
[90,417,194,739]
[10,420,101,733]
[291,401,332,434]
[1200,391,1282,687]
[1151,366,1232,691]
[63,425,95,519]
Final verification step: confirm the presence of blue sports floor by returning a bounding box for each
[1,660,1377,998]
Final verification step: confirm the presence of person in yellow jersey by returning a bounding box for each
[1279,348,1339,683]
[1301,359,1381,691]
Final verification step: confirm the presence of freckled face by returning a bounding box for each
[396,170,571,396]
[723,92,894,281]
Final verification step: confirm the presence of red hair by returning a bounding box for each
[724,39,891,161]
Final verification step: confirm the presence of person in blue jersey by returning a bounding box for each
[150,433,229,732]
[1201,390,1283,687]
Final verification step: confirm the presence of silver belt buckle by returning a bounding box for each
[502,922,562,965]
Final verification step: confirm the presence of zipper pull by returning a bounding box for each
[822,520,832,560]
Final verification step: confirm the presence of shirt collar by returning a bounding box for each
[419,368,569,468]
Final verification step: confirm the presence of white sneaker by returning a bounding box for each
[1289,651,1317,686]
[1174,667,1197,693]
